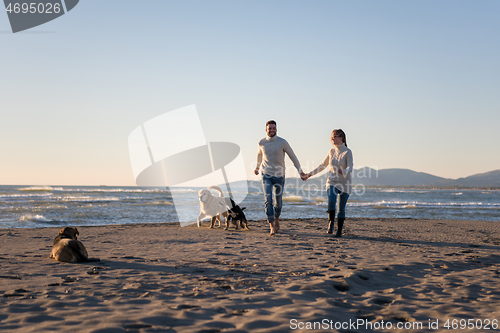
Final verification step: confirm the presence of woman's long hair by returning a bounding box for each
[331,129,347,147]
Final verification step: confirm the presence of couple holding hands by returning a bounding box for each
[254,120,353,236]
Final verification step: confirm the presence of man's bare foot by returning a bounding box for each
[269,221,275,235]
[274,217,280,233]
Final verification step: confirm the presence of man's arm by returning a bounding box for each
[283,140,306,179]
[254,145,263,175]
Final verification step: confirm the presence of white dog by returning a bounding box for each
[197,186,230,228]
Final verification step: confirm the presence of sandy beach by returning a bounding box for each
[1,217,500,332]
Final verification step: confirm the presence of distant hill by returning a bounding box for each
[352,168,449,187]
[352,168,500,188]
[442,169,500,188]
[235,168,500,189]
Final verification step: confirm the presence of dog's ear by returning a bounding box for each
[59,227,68,235]
[74,228,79,237]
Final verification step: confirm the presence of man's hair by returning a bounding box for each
[266,120,277,127]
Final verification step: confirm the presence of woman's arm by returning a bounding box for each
[342,149,353,176]
[308,152,330,177]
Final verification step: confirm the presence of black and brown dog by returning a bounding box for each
[224,198,249,231]
[50,227,100,263]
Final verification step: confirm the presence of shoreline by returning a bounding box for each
[2,216,500,231]
[1,218,500,332]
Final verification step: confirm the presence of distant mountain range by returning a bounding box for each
[239,168,500,189]
[350,168,500,188]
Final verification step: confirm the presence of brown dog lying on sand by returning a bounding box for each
[50,227,100,263]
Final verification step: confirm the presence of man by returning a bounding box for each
[254,120,306,235]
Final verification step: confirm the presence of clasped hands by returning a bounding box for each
[300,172,310,181]
[255,169,341,181]
[300,168,343,181]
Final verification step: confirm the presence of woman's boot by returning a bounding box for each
[327,210,335,234]
[335,217,344,237]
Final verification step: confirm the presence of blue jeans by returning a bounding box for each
[262,174,285,223]
[327,186,349,219]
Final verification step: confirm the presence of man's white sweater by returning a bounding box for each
[256,135,302,177]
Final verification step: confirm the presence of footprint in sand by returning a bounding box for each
[332,279,350,291]
[3,289,30,297]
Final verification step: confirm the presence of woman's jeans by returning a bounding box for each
[262,174,285,223]
[327,186,349,218]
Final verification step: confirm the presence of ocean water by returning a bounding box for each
[0,185,499,229]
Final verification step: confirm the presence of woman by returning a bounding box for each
[305,129,353,237]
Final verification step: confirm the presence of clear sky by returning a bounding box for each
[1,0,499,186]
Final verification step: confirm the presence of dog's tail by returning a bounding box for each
[68,241,100,263]
[208,185,224,197]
